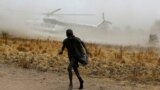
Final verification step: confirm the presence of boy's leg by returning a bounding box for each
[68,61,73,88]
[74,68,84,89]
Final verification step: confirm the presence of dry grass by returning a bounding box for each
[0,37,160,85]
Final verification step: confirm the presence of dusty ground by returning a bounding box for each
[0,64,160,90]
[0,37,160,90]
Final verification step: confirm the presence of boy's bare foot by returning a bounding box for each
[68,85,73,90]
[79,80,83,89]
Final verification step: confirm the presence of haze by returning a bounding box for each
[0,0,160,45]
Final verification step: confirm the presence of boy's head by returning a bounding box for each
[66,29,74,38]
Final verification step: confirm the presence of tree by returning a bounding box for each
[1,31,9,44]
[149,34,158,44]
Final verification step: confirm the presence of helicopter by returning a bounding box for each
[27,8,112,33]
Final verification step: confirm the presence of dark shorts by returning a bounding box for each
[68,57,79,70]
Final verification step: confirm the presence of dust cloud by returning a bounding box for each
[52,27,150,46]
[0,10,53,40]
[0,9,157,46]
[0,1,159,46]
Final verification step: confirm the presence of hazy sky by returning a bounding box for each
[1,0,160,30]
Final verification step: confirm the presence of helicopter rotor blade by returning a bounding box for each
[53,14,95,16]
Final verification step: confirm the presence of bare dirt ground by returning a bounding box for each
[0,64,159,90]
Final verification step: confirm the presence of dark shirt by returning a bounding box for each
[62,36,85,58]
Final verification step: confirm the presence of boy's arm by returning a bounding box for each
[81,41,89,55]
[59,41,65,55]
